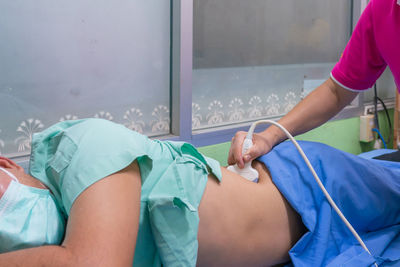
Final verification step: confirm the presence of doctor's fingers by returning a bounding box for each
[228,131,248,167]
[242,133,272,162]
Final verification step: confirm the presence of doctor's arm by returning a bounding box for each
[229,78,359,167]
[0,161,141,267]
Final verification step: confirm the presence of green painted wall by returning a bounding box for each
[198,110,394,166]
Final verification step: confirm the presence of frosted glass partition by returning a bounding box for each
[193,0,352,130]
[192,63,334,129]
[0,1,171,157]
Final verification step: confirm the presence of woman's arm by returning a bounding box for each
[0,161,142,267]
[264,78,359,146]
[228,78,359,167]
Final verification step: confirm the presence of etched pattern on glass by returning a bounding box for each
[151,105,170,133]
[265,94,281,116]
[1,103,171,156]
[94,111,114,121]
[191,91,301,130]
[15,119,44,152]
[228,98,245,122]
[60,115,79,122]
[207,100,224,125]
[192,103,202,129]
[284,92,297,113]
[248,96,263,119]
[124,108,145,134]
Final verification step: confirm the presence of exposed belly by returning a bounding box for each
[197,161,305,266]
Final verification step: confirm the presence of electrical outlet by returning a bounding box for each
[360,115,374,142]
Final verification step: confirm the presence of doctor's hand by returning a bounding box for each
[227,130,273,169]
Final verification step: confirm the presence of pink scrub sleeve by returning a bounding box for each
[331,2,387,91]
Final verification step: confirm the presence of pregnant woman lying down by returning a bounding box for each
[0,118,399,266]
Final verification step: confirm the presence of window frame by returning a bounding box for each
[12,0,394,168]
[167,0,385,147]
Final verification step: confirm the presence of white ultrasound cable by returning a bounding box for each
[247,120,377,266]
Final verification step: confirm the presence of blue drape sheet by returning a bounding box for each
[257,141,400,266]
